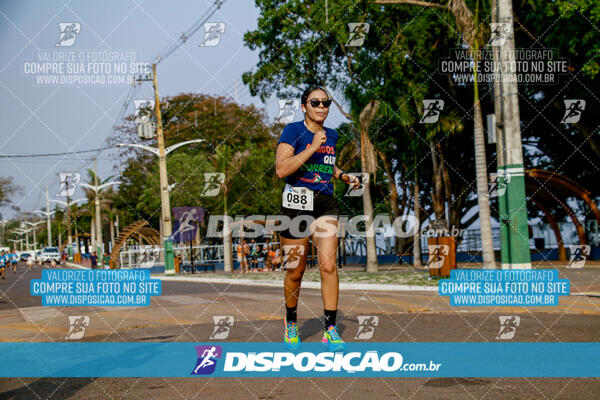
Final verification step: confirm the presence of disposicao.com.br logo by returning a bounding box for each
[191,346,442,376]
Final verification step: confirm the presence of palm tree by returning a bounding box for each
[358,100,381,272]
[213,144,250,273]
[376,0,496,268]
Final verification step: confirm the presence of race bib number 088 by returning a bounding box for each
[282,184,314,211]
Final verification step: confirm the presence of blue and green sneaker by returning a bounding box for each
[284,318,300,350]
[322,325,346,351]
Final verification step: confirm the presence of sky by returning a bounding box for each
[0,0,350,220]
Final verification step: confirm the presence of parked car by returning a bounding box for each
[19,252,33,261]
[41,247,61,264]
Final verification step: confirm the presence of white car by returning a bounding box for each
[41,247,61,263]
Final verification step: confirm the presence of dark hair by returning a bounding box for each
[301,86,329,105]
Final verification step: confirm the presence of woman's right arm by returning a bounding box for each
[276,130,326,179]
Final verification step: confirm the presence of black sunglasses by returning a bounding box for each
[308,98,332,108]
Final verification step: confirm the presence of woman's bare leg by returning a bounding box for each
[312,216,339,310]
[282,236,310,308]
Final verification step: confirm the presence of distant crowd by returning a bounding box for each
[237,239,282,273]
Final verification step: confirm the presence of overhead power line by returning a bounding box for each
[0,146,118,158]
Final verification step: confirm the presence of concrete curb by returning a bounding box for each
[64,262,437,291]
[157,275,438,292]
[65,262,89,270]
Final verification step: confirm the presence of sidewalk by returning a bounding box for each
[65,262,438,291]
[158,275,438,292]
[64,262,600,294]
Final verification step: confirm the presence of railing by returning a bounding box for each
[117,222,586,268]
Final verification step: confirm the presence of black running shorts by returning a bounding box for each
[279,191,339,239]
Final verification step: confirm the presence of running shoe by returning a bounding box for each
[284,318,300,350]
[322,325,346,351]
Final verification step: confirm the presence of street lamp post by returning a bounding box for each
[49,198,85,261]
[79,181,119,267]
[14,228,33,250]
[45,187,51,246]
[33,210,55,247]
[23,221,45,251]
[118,138,204,275]
[0,220,6,247]
[128,63,206,276]
[9,238,24,252]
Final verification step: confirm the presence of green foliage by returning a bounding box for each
[0,176,21,211]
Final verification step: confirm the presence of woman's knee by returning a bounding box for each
[286,266,306,282]
[320,262,337,276]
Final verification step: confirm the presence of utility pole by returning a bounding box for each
[66,178,72,259]
[24,222,30,250]
[492,0,531,269]
[153,63,175,275]
[46,187,51,246]
[0,220,6,247]
[120,64,203,275]
[94,159,102,260]
[33,207,54,248]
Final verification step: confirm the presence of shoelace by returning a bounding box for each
[327,326,342,341]
[286,322,298,338]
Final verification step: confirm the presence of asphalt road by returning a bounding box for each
[1,263,600,399]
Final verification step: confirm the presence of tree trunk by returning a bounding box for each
[362,177,378,272]
[223,181,233,273]
[376,149,403,255]
[109,215,115,252]
[75,229,80,254]
[223,214,233,273]
[472,38,497,268]
[359,101,380,272]
[413,179,422,267]
[90,215,95,249]
[429,142,446,221]
[473,96,496,268]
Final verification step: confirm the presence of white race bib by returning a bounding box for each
[282,184,314,211]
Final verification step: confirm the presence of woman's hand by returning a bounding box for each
[342,173,361,191]
[310,130,327,151]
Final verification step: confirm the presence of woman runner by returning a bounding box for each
[275,86,360,351]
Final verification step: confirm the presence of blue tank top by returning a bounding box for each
[277,121,338,195]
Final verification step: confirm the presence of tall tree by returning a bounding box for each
[376,0,496,265]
